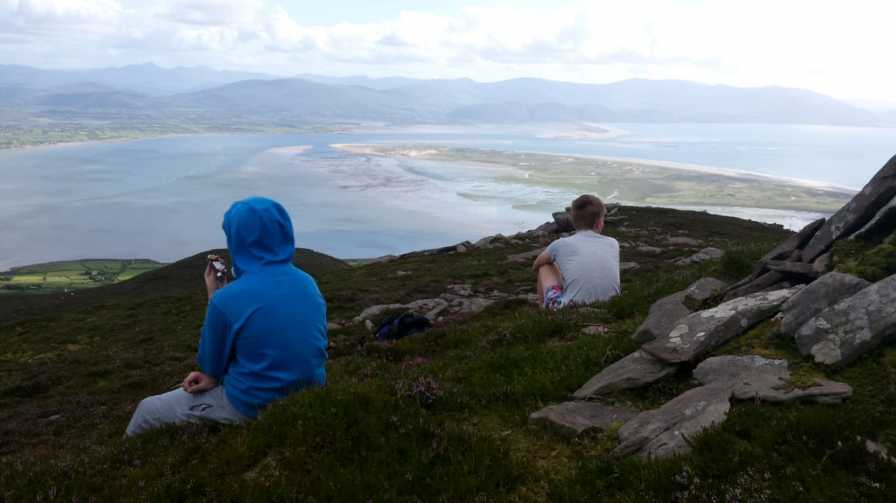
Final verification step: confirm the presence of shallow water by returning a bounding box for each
[1,124,893,269]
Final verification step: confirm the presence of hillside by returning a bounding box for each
[0,65,887,144]
[3,204,896,500]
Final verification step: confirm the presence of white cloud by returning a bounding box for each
[0,0,893,101]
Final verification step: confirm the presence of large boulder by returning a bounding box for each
[802,154,896,262]
[642,287,801,364]
[795,273,896,366]
[850,193,896,243]
[572,350,677,399]
[529,401,638,438]
[632,292,691,344]
[779,272,871,337]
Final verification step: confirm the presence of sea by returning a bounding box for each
[1,123,895,270]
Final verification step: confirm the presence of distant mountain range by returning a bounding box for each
[0,63,891,127]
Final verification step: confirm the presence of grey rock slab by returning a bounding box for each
[614,355,853,458]
[637,245,663,254]
[572,350,677,399]
[802,154,896,262]
[581,324,610,336]
[445,284,474,297]
[613,383,732,458]
[764,260,818,277]
[683,277,728,310]
[763,218,827,263]
[795,273,896,366]
[779,272,871,337]
[722,270,784,302]
[642,287,802,364]
[632,291,691,344]
[529,401,638,438]
[621,262,640,271]
[355,298,450,322]
[722,218,826,301]
[675,247,724,265]
[507,248,545,263]
[812,252,834,275]
[665,236,703,247]
[851,193,896,243]
[733,377,853,404]
[693,355,789,385]
[695,355,853,404]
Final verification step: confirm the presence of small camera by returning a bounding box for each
[207,254,227,283]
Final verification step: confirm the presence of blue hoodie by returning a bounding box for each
[197,197,328,419]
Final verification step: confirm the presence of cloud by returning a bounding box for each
[0,0,893,101]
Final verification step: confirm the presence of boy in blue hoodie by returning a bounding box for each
[126,197,328,436]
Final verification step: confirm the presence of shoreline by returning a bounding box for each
[332,142,858,194]
[0,132,223,154]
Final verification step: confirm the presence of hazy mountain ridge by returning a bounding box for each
[0,64,889,127]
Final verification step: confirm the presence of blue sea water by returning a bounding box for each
[1,123,894,269]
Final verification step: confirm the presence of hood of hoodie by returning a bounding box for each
[222,197,295,277]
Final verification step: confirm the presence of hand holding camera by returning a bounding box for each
[204,254,228,299]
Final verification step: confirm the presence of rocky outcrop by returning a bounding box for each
[613,383,731,458]
[778,272,870,337]
[675,247,724,266]
[354,284,505,323]
[665,236,703,247]
[795,273,896,366]
[529,401,638,438]
[723,270,785,301]
[506,248,544,263]
[632,291,690,344]
[613,355,852,458]
[632,277,727,344]
[850,193,896,242]
[642,287,801,364]
[682,277,728,310]
[552,210,575,233]
[572,350,677,399]
[694,355,852,404]
[801,154,896,261]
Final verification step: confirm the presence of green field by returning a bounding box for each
[0,259,164,294]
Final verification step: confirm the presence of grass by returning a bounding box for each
[3,206,895,500]
[0,259,163,294]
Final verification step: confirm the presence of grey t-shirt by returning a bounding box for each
[547,230,621,305]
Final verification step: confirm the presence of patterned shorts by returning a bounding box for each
[543,284,565,310]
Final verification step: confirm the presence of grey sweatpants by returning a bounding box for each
[125,385,250,436]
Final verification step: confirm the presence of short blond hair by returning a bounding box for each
[571,194,606,230]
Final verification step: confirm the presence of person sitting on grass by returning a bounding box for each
[532,194,621,310]
[125,197,328,436]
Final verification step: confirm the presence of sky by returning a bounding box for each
[1,0,894,105]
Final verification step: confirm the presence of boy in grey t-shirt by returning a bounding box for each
[532,195,621,309]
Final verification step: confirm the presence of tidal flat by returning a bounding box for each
[335,143,855,214]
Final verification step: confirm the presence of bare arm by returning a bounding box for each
[531,249,553,272]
